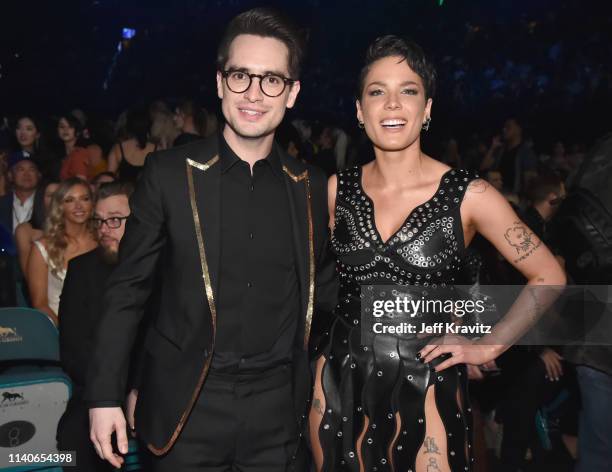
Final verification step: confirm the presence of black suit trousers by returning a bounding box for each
[150,365,299,472]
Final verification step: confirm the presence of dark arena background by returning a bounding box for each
[1,0,611,149]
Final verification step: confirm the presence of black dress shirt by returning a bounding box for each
[211,135,299,373]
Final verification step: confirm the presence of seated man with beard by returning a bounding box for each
[57,181,134,471]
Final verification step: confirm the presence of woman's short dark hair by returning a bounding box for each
[217,7,305,79]
[357,35,436,100]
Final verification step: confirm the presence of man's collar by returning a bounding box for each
[218,133,283,180]
[13,190,36,206]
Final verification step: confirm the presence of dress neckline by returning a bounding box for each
[357,166,454,246]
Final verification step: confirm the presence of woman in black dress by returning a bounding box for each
[309,36,566,472]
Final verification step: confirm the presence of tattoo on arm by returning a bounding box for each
[504,221,543,263]
[423,436,441,455]
[313,398,324,417]
[426,457,442,471]
[467,179,489,194]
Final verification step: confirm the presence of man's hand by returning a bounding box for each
[89,407,128,468]
[125,389,139,437]
[540,347,564,381]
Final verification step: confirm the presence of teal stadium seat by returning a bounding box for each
[1,308,70,471]
[0,308,144,471]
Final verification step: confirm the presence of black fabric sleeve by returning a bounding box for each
[84,154,167,404]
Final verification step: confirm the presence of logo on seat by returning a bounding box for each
[0,326,22,343]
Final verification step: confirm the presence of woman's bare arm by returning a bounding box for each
[107,144,120,173]
[328,174,337,231]
[27,241,58,325]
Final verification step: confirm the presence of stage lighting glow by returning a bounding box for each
[122,28,136,40]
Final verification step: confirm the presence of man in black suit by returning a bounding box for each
[0,151,44,305]
[58,181,134,471]
[0,151,44,235]
[86,8,337,471]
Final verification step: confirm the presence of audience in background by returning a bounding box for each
[15,180,60,277]
[58,113,91,181]
[107,107,157,183]
[0,152,43,235]
[58,181,134,472]
[480,117,538,194]
[90,171,116,193]
[27,178,96,324]
[172,99,208,146]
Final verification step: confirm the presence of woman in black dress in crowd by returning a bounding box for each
[107,106,157,182]
[309,36,566,472]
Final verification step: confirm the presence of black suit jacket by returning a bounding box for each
[85,136,338,459]
[59,249,114,392]
[0,190,45,234]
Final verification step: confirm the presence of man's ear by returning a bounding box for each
[216,71,224,100]
[285,81,301,109]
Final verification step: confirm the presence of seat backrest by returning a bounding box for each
[0,308,59,362]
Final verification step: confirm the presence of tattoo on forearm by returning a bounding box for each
[423,436,441,455]
[504,221,542,263]
[313,398,324,416]
[426,457,442,471]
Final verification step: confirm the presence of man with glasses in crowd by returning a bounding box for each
[58,181,134,472]
[86,7,337,471]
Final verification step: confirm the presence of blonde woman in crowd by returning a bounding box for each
[27,177,97,324]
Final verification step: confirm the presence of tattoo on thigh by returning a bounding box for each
[423,436,441,455]
[313,398,324,416]
[426,457,442,471]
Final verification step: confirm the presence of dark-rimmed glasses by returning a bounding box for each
[92,216,129,229]
[221,70,295,97]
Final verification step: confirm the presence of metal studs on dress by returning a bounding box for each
[316,166,480,472]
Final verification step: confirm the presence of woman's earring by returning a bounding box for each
[422,117,431,131]
[358,121,365,129]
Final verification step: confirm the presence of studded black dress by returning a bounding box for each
[314,166,480,472]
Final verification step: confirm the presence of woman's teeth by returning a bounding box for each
[381,119,406,128]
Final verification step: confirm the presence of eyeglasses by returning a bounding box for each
[92,216,128,229]
[221,69,295,97]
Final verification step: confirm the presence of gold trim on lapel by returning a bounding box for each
[283,165,315,349]
[187,156,218,172]
[186,156,219,334]
[148,155,219,456]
